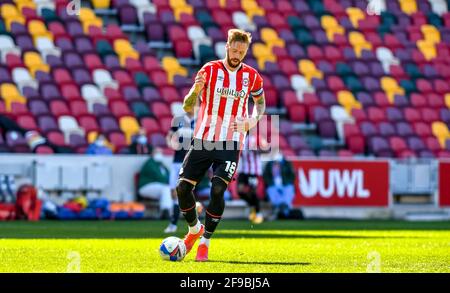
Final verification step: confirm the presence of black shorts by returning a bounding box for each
[179,139,241,184]
[237,174,259,188]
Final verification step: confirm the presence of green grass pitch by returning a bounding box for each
[0,220,449,272]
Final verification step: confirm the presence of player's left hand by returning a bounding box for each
[231,117,258,133]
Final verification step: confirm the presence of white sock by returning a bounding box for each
[189,220,201,234]
[199,237,210,247]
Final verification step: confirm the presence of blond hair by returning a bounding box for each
[227,29,252,45]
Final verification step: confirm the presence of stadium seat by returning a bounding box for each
[260,27,285,50]
[58,115,85,142]
[0,83,26,112]
[380,77,405,103]
[337,90,362,114]
[321,15,345,41]
[346,7,365,28]
[162,56,188,84]
[252,43,276,70]
[348,31,372,57]
[24,52,50,77]
[114,39,139,65]
[432,121,450,147]
[298,59,323,83]
[399,0,418,15]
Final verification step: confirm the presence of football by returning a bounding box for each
[159,236,186,261]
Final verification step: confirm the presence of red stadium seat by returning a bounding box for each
[17,114,38,131]
[52,68,74,86]
[351,108,368,123]
[168,25,189,42]
[264,88,278,107]
[174,40,193,58]
[61,84,82,101]
[110,100,133,118]
[410,93,428,109]
[143,56,162,72]
[327,76,345,92]
[159,116,173,134]
[413,122,432,138]
[426,136,442,154]
[140,117,161,135]
[108,132,128,152]
[151,102,171,118]
[47,131,66,146]
[50,100,71,118]
[160,86,181,104]
[367,107,386,124]
[113,70,135,88]
[343,123,361,139]
[78,115,100,133]
[105,24,127,42]
[324,45,344,64]
[428,93,445,109]
[288,104,306,122]
[104,88,122,101]
[282,90,299,107]
[84,54,105,72]
[374,92,390,109]
[421,108,440,124]
[389,136,408,155]
[125,58,144,74]
[416,79,434,95]
[404,107,422,123]
[347,135,365,154]
[279,59,298,76]
[70,100,89,117]
[150,70,169,87]
[11,103,29,116]
[35,145,54,154]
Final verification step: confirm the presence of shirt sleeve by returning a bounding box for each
[250,72,264,98]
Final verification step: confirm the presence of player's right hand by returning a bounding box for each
[194,72,206,91]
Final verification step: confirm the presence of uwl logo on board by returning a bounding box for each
[298,169,370,198]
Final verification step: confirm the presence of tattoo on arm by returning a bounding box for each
[253,94,266,121]
[183,86,200,111]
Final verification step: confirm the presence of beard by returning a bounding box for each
[226,54,241,68]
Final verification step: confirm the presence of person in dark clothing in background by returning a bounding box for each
[138,147,172,219]
[263,154,296,220]
[0,115,73,153]
[164,110,195,233]
[129,128,152,155]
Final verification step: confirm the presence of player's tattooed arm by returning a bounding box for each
[252,93,266,122]
[183,72,206,113]
[244,93,266,131]
[231,93,265,133]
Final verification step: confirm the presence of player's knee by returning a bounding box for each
[176,179,193,198]
[208,177,226,214]
[211,176,227,198]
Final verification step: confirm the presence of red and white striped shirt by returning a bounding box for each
[238,134,262,176]
[193,60,264,143]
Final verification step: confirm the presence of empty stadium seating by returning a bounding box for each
[0,0,450,158]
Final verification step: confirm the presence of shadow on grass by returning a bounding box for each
[193,260,311,266]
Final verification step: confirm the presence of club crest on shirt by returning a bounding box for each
[243,78,249,87]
